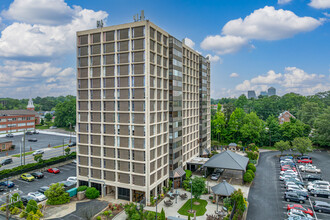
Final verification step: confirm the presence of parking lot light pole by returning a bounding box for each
[23,129,26,165]
[154,196,158,220]
[190,180,193,211]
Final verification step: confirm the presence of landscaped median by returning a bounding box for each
[11,151,35,157]
[0,152,76,180]
[177,198,208,217]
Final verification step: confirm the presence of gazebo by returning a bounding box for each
[211,180,236,212]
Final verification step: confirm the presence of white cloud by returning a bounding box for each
[309,0,330,9]
[234,67,330,96]
[205,54,221,63]
[201,35,249,54]
[2,0,75,26]
[278,0,293,4]
[222,6,322,40]
[183,37,195,49]
[0,60,76,98]
[230,72,239,78]
[0,4,108,58]
[324,12,330,17]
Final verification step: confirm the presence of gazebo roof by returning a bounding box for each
[211,180,236,196]
[169,167,186,178]
[202,150,249,171]
[229,143,237,147]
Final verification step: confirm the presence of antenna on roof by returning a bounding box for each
[97,20,104,28]
[133,10,145,22]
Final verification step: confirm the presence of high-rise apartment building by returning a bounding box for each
[268,87,276,96]
[76,19,211,204]
[247,90,257,99]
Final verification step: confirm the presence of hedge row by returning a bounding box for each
[0,152,76,180]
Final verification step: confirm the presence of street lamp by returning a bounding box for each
[154,196,158,220]
[190,181,193,212]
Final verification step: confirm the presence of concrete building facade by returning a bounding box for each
[76,20,211,204]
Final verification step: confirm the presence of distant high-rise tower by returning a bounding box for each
[268,87,276,96]
[27,97,35,111]
[260,91,268,96]
[248,90,257,99]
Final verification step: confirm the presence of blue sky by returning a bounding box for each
[0,0,329,98]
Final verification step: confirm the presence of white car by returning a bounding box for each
[287,184,307,192]
[287,209,312,219]
[280,170,297,176]
[301,166,321,173]
[67,177,77,183]
[298,164,316,170]
[28,192,47,202]
[32,150,44,156]
[279,174,298,181]
[308,184,330,192]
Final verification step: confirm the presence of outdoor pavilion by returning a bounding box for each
[211,180,236,212]
[202,150,249,184]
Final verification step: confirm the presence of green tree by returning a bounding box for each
[266,115,282,146]
[54,98,76,128]
[240,112,263,145]
[65,147,71,156]
[313,106,330,147]
[26,200,38,214]
[44,113,52,122]
[222,102,236,122]
[85,187,100,199]
[292,137,312,156]
[44,183,70,205]
[191,177,206,199]
[274,140,290,155]
[40,118,44,125]
[211,111,226,142]
[227,108,246,142]
[298,102,320,127]
[280,118,311,142]
[234,95,248,109]
[34,154,43,163]
[160,208,166,220]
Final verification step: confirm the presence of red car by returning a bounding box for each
[281,166,296,172]
[287,204,313,216]
[298,159,312,164]
[47,168,60,174]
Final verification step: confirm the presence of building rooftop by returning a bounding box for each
[0,109,38,116]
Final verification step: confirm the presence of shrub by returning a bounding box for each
[85,187,100,199]
[26,200,38,214]
[185,170,192,178]
[19,210,27,218]
[247,163,256,172]
[247,170,255,179]
[96,216,101,220]
[37,204,43,210]
[243,172,253,183]
[45,183,70,205]
[246,151,259,160]
[10,207,20,215]
[77,185,88,192]
[36,209,43,217]
[209,196,213,200]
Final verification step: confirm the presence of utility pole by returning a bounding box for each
[69,122,72,144]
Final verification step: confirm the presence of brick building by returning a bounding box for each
[278,111,295,124]
[0,141,13,152]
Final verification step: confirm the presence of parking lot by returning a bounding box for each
[247,150,330,220]
[0,132,76,157]
[0,162,76,205]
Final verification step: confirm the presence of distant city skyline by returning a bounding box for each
[0,0,329,99]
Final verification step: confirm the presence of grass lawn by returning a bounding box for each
[178,198,207,217]
[12,151,35,157]
[35,125,50,129]
[53,144,68,149]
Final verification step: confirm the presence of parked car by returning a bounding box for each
[307,181,330,191]
[21,173,35,182]
[280,175,299,181]
[286,189,309,199]
[21,195,35,206]
[298,159,312,164]
[28,138,37,142]
[47,168,60,174]
[310,189,330,198]
[6,133,13,138]
[303,174,322,181]
[0,181,15,188]
[287,209,312,219]
[211,172,221,180]
[284,179,305,187]
[32,149,44,156]
[25,131,33,135]
[280,156,294,161]
[287,204,313,217]
[0,158,13,166]
[313,201,330,213]
[31,172,44,179]
[38,186,49,194]
[72,160,77,164]
[68,142,76,147]
[284,192,306,204]
[298,164,316,170]
[67,177,77,183]
[297,156,312,161]
[280,170,298,176]
[33,130,39,134]
[287,184,307,192]
[281,165,297,172]
[28,192,47,202]
[49,126,57,129]
[301,166,321,173]
[58,181,75,188]
[214,168,225,174]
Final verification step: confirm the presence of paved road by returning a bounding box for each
[0,132,76,157]
[247,150,330,220]
[0,146,76,171]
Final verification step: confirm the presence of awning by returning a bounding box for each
[169,167,186,178]
[211,180,236,196]
[229,143,237,147]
